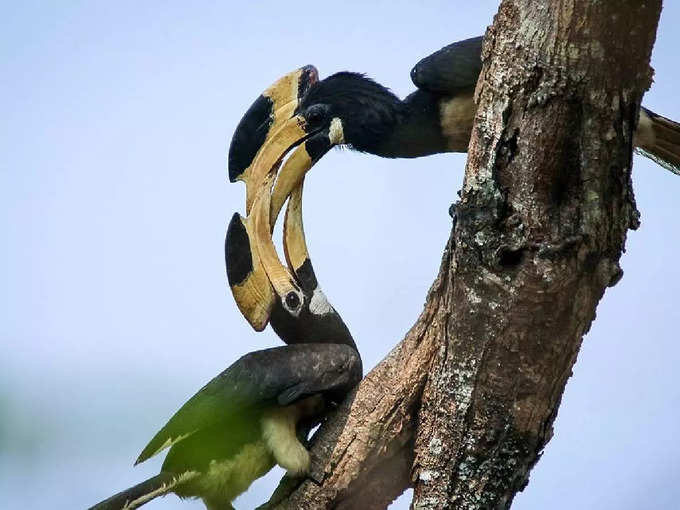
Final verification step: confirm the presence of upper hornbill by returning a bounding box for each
[228,36,680,203]
[90,68,361,510]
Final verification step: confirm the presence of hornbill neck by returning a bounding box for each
[368,90,450,159]
[269,292,359,353]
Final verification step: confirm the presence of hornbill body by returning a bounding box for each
[91,250,360,509]
[91,76,361,508]
[228,36,680,185]
[89,343,360,510]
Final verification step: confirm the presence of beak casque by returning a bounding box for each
[225,212,274,331]
[227,65,318,212]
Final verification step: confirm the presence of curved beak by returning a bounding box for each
[270,117,345,226]
[251,172,301,300]
[245,114,309,213]
[224,213,275,331]
[279,170,358,351]
[225,212,275,331]
[282,180,318,292]
[225,170,304,331]
[226,117,318,330]
[228,65,318,187]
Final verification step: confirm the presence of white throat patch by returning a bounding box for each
[329,117,345,144]
[309,287,333,315]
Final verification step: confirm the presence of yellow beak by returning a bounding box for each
[270,117,345,227]
[251,172,303,304]
[245,115,308,214]
[282,180,311,284]
[225,212,275,331]
[228,66,318,195]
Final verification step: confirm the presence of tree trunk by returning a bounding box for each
[259,1,661,509]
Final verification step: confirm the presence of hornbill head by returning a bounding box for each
[228,70,403,214]
[295,71,403,153]
[227,68,370,350]
[225,169,356,350]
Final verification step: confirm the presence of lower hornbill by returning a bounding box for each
[228,36,680,198]
[89,69,361,509]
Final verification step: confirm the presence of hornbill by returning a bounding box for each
[89,70,361,510]
[228,36,680,198]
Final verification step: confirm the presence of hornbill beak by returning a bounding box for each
[225,133,318,330]
[227,133,356,349]
[227,66,319,209]
[225,163,308,330]
[225,170,305,330]
[244,114,309,213]
[226,67,345,330]
[282,182,310,285]
[250,172,305,314]
[225,212,275,331]
[225,65,316,331]
[226,154,327,330]
[270,118,345,226]
[276,167,358,352]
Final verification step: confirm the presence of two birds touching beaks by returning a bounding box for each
[89,35,680,510]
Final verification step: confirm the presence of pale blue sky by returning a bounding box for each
[1,2,679,509]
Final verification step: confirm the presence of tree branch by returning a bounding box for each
[257,232,454,510]
[260,1,662,509]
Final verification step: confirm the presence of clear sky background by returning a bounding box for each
[2,2,679,509]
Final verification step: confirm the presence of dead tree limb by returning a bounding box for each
[260,1,661,509]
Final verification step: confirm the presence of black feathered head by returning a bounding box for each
[298,72,404,152]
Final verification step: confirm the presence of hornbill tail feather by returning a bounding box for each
[636,107,680,176]
[88,472,198,510]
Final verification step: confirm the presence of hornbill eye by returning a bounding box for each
[285,291,301,311]
[304,104,330,129]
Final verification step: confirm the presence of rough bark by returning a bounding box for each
[260,1,661,509]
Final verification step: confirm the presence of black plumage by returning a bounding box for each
[287,37,484,160]
[299,71,405,154]
[229,35,680,176]
[410,36,484,93]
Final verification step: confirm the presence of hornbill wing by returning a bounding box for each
[136,344,361,465]
[410,36,484,94]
